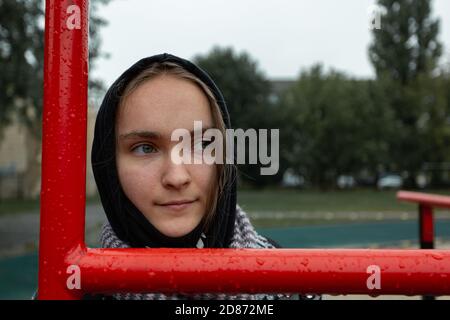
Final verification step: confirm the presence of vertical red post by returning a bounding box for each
[38,0,89,299]
[419,204,434,249]
[419,204,434,300]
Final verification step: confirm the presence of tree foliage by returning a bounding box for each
[369,0,446,186]
[279,65,394,188]
[0,0,111,138]
[0,0,111,198]
[194,47,285,187]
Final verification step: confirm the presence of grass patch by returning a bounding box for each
[237,188,450,213]
[0,198,40,215]
[251,217,365,228]
[2,188,450,216]
[0,194,101,216]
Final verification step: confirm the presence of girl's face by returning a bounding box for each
[115,74,217,238]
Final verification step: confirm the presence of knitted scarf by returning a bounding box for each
[100,205,292,300]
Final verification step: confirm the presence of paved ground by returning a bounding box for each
[2,206,450,257]
[0,204,106,257]
[249,210,450,220]
[1,207,450,300]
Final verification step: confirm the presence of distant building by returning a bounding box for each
[269,79,295,104]
[0,114,29,199]
[0,106,98,199]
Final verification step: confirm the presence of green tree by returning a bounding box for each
[279,65,394,189]
[194,46,284,187]
[0,0,111,198]
[0,0,43,136]
[408,73,450,186]
[369,0,443,186]
[369,0,441,86]
[193,46,270,129]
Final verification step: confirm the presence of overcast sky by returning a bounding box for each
[92,0,450,86]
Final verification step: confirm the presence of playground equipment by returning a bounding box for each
[38,0,450,299]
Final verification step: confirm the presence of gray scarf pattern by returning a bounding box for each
[100,205,292,300]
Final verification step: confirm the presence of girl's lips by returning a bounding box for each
[157,199,197,211]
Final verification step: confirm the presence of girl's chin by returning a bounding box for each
[157,221,201,238]
[160,229,194,238]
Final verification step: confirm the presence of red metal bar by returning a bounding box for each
[419,205,436,299]
[396,191,450,249]
[38,0,89,299]
[419,205,434,249]
[38,1,450,299]
[71,248,450,296]
[397,191,447,300]
[397,191,450,209]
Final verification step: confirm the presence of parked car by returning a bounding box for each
[281,169,305,188]
[377,174,403,189]
[415,173,428,189]
[337,175,356,189]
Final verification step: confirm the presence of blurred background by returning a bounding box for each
[1,0,450,299]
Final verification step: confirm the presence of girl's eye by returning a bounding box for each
[202,139,213,149]
[132,144,157,155]
[194,139,213,151]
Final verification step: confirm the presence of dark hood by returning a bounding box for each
[91,53,237,248]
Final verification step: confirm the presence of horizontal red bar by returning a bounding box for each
[70,248,450,296]
[397,191,450,209]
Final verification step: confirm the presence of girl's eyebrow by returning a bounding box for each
[119,126,215,141]
[119,130,161,140]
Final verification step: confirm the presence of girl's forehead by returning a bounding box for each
[116,75,214,135]
[124,74,210,110]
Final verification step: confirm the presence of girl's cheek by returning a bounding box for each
[117,158,160,188]
[191,163,217,187]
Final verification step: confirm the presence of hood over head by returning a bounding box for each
[91,53,237,248]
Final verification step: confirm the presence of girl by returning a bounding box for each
[91,53,297,300]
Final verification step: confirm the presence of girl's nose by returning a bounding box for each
[161,157,192,190]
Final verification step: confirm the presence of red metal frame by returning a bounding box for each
[397,191,450,249]
[397,191,450,209]
[39,0,88,299]
[396,190,450,300]
[419,204,434,249]
[74,248,450,296]
[38,0,450,299]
